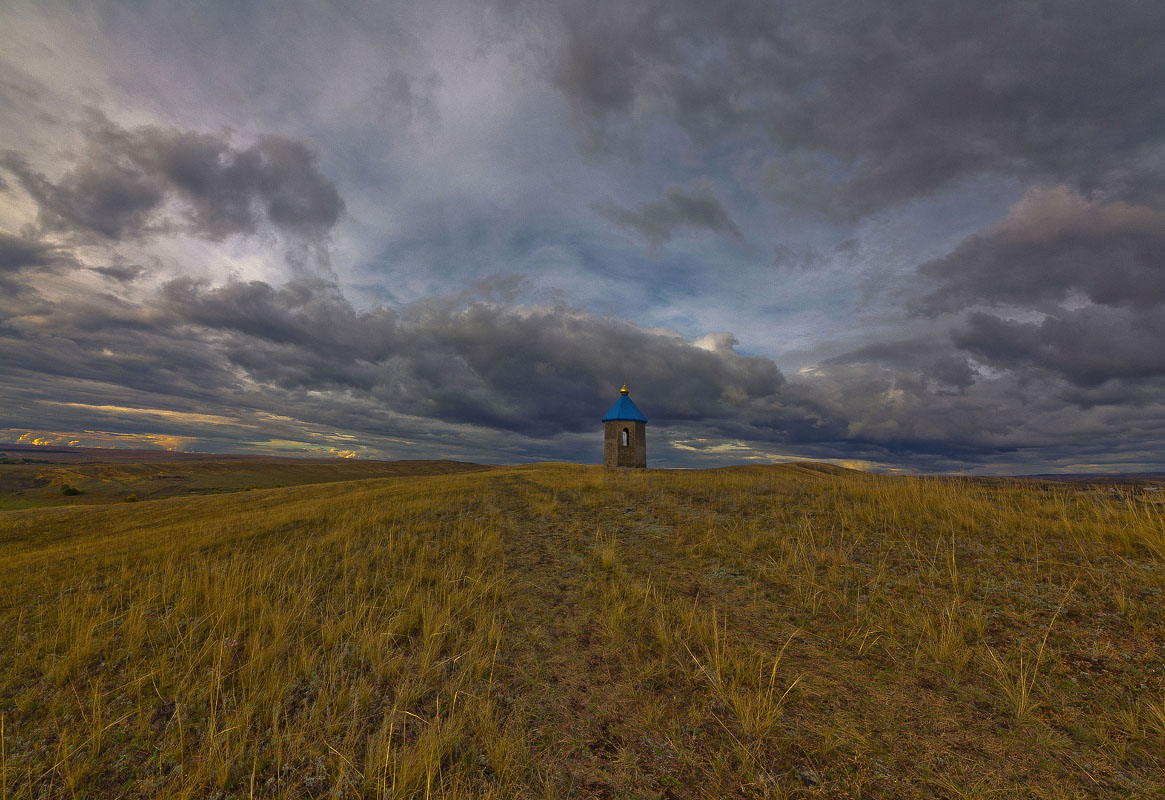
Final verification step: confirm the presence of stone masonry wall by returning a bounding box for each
[604,420,647,468]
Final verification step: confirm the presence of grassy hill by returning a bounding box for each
[0,464,1162,798]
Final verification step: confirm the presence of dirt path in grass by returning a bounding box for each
[487,471,686,798]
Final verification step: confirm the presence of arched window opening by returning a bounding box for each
[622,428,629,447]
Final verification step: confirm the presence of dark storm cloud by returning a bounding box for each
[9,262,1165,470]
[591,183,742,248]
[74,271,1165,471]
[781,357,1165,472]
[545,0,1165,216]
[158,276,787,436]
[0,299,233,416]
[0,231,76,292]
[0,150,165,240]
[2,269,841,463]
[897,185,1165,393]
[917,187,1165,314]
[90,263,146,283]
[0,231,56,274]
[2,113,343,241]
[829,338,979,391]
[952,308,1165,388]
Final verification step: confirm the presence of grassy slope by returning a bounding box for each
[0,459,489,508]
[0,464,1163,798]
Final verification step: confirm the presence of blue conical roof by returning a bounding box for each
[602,386,648,423]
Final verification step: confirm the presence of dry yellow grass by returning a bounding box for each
[0,458,487,508]
[0,463,1162,797]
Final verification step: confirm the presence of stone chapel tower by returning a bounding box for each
[602,384,647,468]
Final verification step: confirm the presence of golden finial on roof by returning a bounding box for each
[620,383,629,394]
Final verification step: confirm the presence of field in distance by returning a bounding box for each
[0,463,1163,798]
[0,445,489,508]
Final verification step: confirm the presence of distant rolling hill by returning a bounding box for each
[1020,472,1165,485]
[0,445,491,508]
[0,443,304,463]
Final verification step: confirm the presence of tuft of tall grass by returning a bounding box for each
[983,582,1074,722]
[916,599,974,686]
[1143,695,1165,739]
[684,610,802,744]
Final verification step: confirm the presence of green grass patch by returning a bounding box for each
[0,495,49,510]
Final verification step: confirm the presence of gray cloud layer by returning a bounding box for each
[547,0,1165,217]
[2,112,343,242]
[161,276,790,435]
[2,247,835,463]
[918,188,1165,314]
[8,235,1165,471]
[0,231,56,273]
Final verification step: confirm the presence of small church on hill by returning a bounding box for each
[602,384,648,468]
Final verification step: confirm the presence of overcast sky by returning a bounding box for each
[2,0,1164,473]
